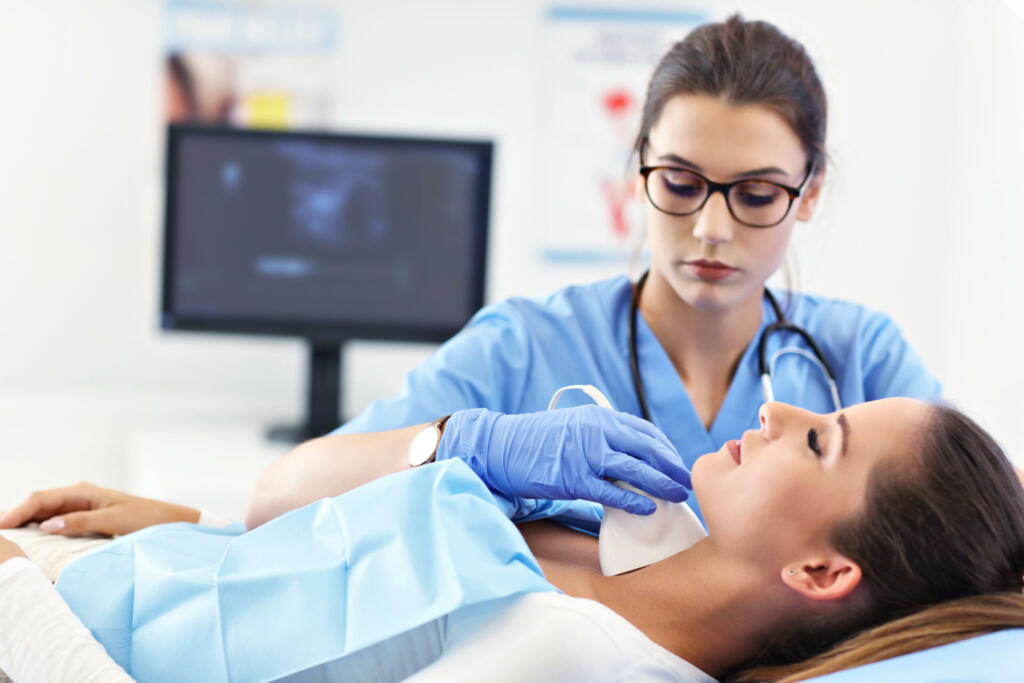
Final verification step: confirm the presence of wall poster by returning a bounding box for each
[163,0,340,129]
[540,7,705,262]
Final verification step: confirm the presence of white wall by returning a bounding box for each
[945,0,1024,455]
[0,0,1021,507]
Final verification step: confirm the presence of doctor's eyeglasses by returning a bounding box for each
[638,161,816,228]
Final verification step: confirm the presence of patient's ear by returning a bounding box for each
[781,553,861,602]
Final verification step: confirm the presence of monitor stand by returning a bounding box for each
[267,339,347,443]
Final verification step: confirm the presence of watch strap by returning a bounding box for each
[426,414,452,464]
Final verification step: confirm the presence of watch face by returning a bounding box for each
[408,424,440,467]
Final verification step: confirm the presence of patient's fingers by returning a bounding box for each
[1,484,200,536]
[0,483,105,529]
[42,507,124,537]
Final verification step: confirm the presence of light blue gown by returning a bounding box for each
[56,460,557,683]
[335,276,941,526]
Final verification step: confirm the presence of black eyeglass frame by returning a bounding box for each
[638,158,817,228]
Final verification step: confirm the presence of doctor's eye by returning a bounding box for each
[807,428,823,457]
[733,182,785,209]
[660,170,705,198]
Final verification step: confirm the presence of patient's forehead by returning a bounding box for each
[844,397,930,467]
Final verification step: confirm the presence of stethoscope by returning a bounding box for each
[628,270,842,423]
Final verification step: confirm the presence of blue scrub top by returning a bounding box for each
[336,276,941,524]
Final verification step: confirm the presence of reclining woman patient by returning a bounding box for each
[0,398,1023,682]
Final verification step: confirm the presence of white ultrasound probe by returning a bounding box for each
[546,385,708,576]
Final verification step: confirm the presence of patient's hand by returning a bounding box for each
[0,535,28,564]
[0,482,200,537]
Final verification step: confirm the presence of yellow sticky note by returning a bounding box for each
[243,92,290,129]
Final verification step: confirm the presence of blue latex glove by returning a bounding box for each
[436,406,691,514]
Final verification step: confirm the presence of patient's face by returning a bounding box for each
[691,398,930,567]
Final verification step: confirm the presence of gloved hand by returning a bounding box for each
[436,405,691,514]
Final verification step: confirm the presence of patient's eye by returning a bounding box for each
[807,428,823,457]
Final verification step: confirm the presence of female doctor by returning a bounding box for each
[242,14,940,530]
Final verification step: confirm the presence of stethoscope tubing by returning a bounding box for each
[628,270,842,423]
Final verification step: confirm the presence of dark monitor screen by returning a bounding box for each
[161,125,492,342]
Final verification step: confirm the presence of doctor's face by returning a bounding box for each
[691,398,931,567]
[642,94,822,312]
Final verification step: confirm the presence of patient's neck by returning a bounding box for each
[543,539,781,679]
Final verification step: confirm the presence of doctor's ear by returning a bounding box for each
[632,173,646,201]
[795,167,826,222]
[781,552,861,602]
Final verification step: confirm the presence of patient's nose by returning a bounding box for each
[758,401,790,441]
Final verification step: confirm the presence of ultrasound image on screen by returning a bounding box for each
[168,132,489,332]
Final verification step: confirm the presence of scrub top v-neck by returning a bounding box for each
[334,276,941,525]
[628,295,775,462]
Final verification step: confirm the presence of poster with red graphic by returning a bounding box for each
[540,7,705,261]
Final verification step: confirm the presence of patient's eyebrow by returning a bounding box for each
[837,413,850,457]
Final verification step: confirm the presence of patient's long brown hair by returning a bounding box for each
[731,404,1024,682]
[740,593,1024,682]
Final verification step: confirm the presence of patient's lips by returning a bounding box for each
[726,439,741,465]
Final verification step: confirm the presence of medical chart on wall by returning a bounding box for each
[163,0,340,129]
[540,6,705,262]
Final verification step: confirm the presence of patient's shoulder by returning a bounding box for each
[415,592,710,681]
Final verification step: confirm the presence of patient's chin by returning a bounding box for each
[690,454,712,507]
[689,448,734,529]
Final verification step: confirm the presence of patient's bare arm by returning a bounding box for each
[0,535,28,563]
[0,482,199,537]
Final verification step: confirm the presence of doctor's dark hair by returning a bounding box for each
[732,403,1024,682]
[632,14,827,170]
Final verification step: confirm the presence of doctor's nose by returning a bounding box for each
[691,191,735,245]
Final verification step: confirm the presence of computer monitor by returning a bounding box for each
[161,124,492,440]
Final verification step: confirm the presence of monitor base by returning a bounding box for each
[265,339,347,444]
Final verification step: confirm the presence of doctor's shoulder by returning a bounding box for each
[780,290,942,401]
[408,276,630,410]
[462,275,631,346]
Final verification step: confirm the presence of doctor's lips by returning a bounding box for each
[726,439,742,465]
[684,259,738,282]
